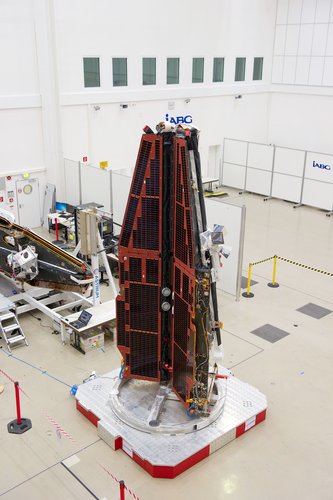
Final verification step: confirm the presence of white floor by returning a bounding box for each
[1,191,333,500]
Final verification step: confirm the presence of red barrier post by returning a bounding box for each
[14,381,22,425]
[119,480,125,500]
[55,218,59,241]
[7,380,32,434]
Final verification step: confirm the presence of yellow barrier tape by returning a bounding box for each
[276,256,333,277]
[251,256,275,266]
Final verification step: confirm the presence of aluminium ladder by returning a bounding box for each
[0,308,28,353]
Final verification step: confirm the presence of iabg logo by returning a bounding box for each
[312,161,331,171]
[165,113,193,125]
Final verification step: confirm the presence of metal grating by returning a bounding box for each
[146,159,160,196]
[119,262,125,285]
[185,210,193,268]
[251,324,290,343]
[129,257,142,282]
[132,140,152,195]
[130,331,158,378]
[129,283,159,333]
[146,259,159,284]
[182,273,190,303]
[176,163,182,204]
[296,302,332,319]
[181,146,190,207]
[175,203,188,265]
[116,299,126,346]
[173,294,189,353]
[133,198,160,250]
[120,196,138,247]
[174,266,181,295]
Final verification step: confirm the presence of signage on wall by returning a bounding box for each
[312,161,331,171]
[165,113,193,125]
[82,156,88,163]
[99,161,108,169]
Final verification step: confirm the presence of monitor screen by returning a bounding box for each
[56,201,67,212]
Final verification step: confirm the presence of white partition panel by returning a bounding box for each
[222,163,246,190]
[302,152,333,209]
[302,179,333,210]
[111,168,133,224]
[224,139,248,165]
[247,143,274,171]
[204,198,245,298]
[245,168,272,195]
[81,165,112,212]
[64,158,80,206]
[271,173,303,203]
[304,152,333,183]
[272,147,305,203]
[274,147,305,176]
[245,143,274,195]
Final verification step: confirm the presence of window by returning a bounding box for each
[192,58,204,83]
[143,58,156,85]
[253,57,264,80]
[83,57,100,87]
[235,57,246,81]
[113,58,127,86]
[213,58,224,82]
[167,58,179,84]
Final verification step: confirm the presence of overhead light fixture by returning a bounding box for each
[184,98,191,104]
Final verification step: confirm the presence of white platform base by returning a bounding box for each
[75,368,267,478]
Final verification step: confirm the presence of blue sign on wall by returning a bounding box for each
[165,113,193,125]
[312,161,331,171]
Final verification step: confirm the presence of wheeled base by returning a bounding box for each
[75,368,267,478]
[7,418,32,434]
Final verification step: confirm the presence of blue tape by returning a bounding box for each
[0,349,71,388]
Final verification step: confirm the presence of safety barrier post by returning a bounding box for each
[242,263,254,298]
[7,381,32,434]
[119,480,125,500]
[267,255,279,288]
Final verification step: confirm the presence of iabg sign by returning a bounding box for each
[165,113,193,125]
[312,161,331,171]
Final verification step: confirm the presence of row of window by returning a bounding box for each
[83,57,264,88]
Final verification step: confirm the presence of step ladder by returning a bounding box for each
[0,309,28,353]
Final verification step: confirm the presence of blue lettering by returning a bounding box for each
[312,161,331,171]
[164,114,193,125]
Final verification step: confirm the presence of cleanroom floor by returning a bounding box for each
[0,190,332,500]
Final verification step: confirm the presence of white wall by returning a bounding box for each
[269,0,333,155]
[268,91,333,153]
[0,0,278,205]
[13,0,333,214]
[272,0,333,87]
[61,93,271,176]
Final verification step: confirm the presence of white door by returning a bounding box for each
[208,145,222,179]
[16,178,41,228]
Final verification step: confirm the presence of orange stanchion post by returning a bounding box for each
[267,255,279,288]
[242,263,254,298]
